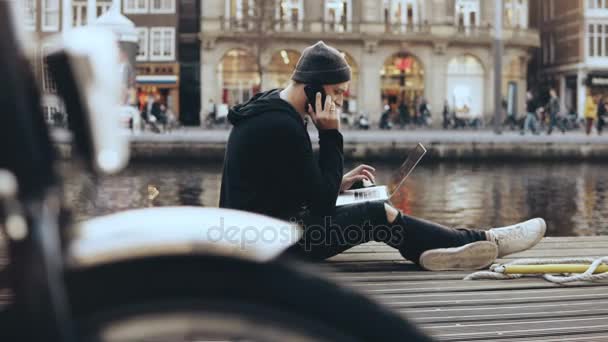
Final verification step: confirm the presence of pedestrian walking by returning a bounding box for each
[521,91,539,135]
[584,92,597,135]
[398,100,410,128]
[598,96,607,135]
[546,89,565,135]
[442,100,451,129]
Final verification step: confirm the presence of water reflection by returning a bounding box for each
[61,161,608,236]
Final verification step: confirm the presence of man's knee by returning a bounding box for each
[384,203,399,223]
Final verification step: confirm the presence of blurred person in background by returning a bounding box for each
[521,91,539,135]
[546,89,565,135]
[598,95,607,135]
[584,92,597,135]
[442,100,451,129]
[398,99,410,128]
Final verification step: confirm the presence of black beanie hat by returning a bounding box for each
[291,41,351,85]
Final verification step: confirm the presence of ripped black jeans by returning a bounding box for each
[283,201,487,264]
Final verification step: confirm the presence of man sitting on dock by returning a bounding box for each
[219,41,546,271]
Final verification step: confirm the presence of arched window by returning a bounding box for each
[446,54,485,119]
[219,49,260,106]
[266,49,301,89]
[380,52,425,116]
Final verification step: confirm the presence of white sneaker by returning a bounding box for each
[419,241,499,271]
[487,218,546,257]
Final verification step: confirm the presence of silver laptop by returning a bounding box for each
[336,143,427,207]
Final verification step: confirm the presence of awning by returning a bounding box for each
[136,75,179,84]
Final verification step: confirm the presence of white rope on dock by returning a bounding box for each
[464,257,608,283]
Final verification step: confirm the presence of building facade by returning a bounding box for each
[20,0,181,122]
[530,0,608,118]
[125,0,180,116]
[200,0,539,125]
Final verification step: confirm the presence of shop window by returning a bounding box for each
[124,0,148,14]
[150,27,175,61]
[151,0,175,14]
[42,0,60,32]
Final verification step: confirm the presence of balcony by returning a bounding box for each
[201,17,539,48]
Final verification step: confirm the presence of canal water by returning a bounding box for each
[61,161,608,236]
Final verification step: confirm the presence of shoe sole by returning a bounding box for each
[419,241,498,271]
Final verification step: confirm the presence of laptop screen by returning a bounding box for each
[389,143,427,197]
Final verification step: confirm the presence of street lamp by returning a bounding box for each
[494,0,503,134]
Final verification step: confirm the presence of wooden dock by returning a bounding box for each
[324,236,608,341]
[1,236,607,341]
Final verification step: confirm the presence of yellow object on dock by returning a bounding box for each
[504,264,608,274]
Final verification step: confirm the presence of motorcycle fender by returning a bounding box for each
[67,207,302,268]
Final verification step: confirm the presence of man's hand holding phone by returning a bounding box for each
[307,92,340,131]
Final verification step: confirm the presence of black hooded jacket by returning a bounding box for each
[219,89,344,221]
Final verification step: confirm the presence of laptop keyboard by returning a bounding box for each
[354,189,379,200]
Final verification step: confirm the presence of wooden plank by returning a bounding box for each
[399,299,608,324]
[373,287,608,308]
[425,315,608,342]
[502,332,608,341]
[342,279,600,294]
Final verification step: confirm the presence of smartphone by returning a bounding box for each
[304,84,327,113]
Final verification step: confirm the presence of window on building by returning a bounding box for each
[23,0,36,30]
[275,0,304,31]
[124,0,149,13]
[455,0,480,33]
[325,0,351,32]
[383,0,423,32]
[97,1,113,16]
[150,27,175,61]
[41,46,58,93]
[587,23,608,58]
[151,0,175,13]
[505,0,528,28]
[226,0,256,30]
[136,28,149,61]
[42,0,60,31]
[588,0,608,9]
[73,1,87,26]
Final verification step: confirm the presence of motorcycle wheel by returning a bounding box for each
[68,255,433,342]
